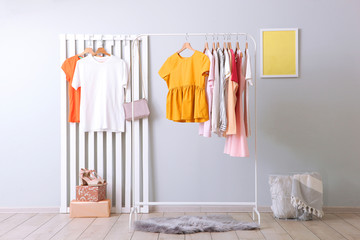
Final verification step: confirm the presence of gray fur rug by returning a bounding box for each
[134,215,259,234]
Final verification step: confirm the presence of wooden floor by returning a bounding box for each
[0,212,360,240]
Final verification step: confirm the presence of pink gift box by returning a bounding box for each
[76,184,106,202]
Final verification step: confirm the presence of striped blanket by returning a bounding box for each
[291,172,324,218]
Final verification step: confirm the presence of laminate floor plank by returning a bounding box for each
[0,213,15,223]
[25,214,72,240]
[230,213,264,239]
[132,213,161,240]
[302,217,347,240]
[0,213,36,237]
[321,213,360,240]
[274,218,320,240]
[256,213,293,240]
[104,214,134,240]
[336,213,360,231]
[50,217,95,240]
[77,214,120,240]
[0,213,56,240]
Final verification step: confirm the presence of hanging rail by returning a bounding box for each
[129,32,259,227]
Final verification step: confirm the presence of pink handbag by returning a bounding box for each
[123,98,150,121]
[123,40,150,121]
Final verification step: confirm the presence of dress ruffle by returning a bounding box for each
[166,85,209,123]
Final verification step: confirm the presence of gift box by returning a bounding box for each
[70,199,111,218]
[76,183,106,202]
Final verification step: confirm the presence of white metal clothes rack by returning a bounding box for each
[129,32,260,227]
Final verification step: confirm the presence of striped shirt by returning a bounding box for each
[218,49,227,133]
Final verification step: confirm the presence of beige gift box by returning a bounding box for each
[70,199,111,218]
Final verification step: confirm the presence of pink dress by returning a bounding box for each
[224,49,249,157]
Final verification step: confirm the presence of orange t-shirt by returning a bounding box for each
[61,55,81,122]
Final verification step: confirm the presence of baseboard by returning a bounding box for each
[149,205,272,213]
[1,206,359,214]
[0,207,60,213]
[149,205,360,213]
[323,206,360,213]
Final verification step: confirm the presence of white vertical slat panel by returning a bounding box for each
[86,34,95,172]
[113,38,123,213]
[132,40,141,210]
[68,34,77,201]
[77,35,86,172]
[141,36,149,213]
[123,37,132,212]
[104,38,114,207]
[61,34,140,214]
[88,132,95,170]
[95,36,104,177]
[60,34,68,213]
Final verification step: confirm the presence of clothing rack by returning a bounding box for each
[129,32,260,227]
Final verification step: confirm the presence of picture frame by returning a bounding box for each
[260,28,299,78]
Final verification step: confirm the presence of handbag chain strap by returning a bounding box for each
[124,39,147,102]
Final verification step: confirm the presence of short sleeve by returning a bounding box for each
[158,56,172,83]
[72,61,81,90]
[121,60,129,88]
[201,55,210,76]
[61,59,71,82]
[245,50,252,80]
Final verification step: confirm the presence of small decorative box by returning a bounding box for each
[76,183,106,202]
[70,199,111,218]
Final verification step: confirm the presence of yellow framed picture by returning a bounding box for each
[260,28,299,78]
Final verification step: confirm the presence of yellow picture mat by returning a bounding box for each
[263,30,297,76]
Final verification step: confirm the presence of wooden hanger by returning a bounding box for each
[177,42,195,53]
[228,42,232,50]
[223,35,227,50]
[235,35,243,58]
[95,47,111,56]
[212,34,216,52]
[236,42,243,58]
[246,42,248,49]
[203,34,210,53]
[177,34,195,53]
[78,47,95,57]
[203,42,209,53]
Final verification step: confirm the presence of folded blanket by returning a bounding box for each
[291,172,324,219]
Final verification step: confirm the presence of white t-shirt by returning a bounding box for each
[72,55,128,132]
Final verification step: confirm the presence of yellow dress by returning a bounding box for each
[159,51,210,122]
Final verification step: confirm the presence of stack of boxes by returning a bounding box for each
[70,172,110,218]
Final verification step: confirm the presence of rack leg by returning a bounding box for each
[129,207,135,231]
[252,207,261,225]
[135,205,139,221]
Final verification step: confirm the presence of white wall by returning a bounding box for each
[0,0,359,208]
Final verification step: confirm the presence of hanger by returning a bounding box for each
[203,34,209,53]
[223,35,227,50]
[94,37,111,57]
[212,33,216,52]
[245,34,248,50]
[227,34,232,50]
[78,47,95,57]
[95,47,111,56]
[216,34,220,49]
[78,38,95,57]
[177,33,195,53]
[235,34,243,58]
